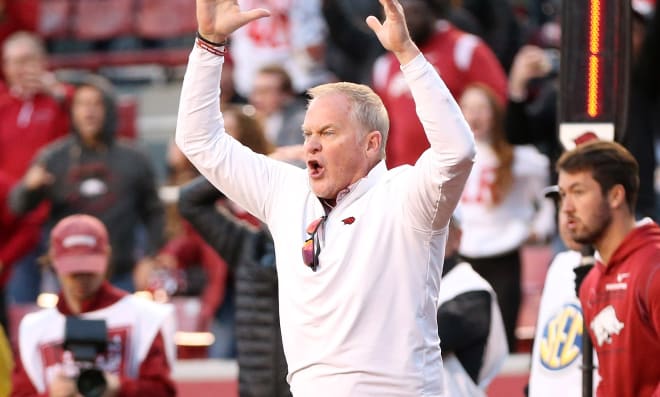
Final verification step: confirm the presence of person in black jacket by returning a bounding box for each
[178,176,290,397]
[505,3,659,220]
[178,103,291,396]
[438,214,508,394]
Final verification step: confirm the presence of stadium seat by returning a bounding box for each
[43,0,193,74]
[47,48,191,71]
[48,52,104,70]
[38,0,72,39]
[72,0,134,40]
[136,0,197,39]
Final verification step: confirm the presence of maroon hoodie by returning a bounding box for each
[579,221,660,397]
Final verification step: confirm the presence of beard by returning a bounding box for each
[569,200,612,245]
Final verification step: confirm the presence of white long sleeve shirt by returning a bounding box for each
[458,143,554,258]
[176,45,475,396]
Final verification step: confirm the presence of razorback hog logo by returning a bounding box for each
[574,131,599,146]
[590,305,624,346]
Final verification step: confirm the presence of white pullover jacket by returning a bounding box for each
[176,46,475,396]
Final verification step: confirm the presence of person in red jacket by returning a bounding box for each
[372,0,507,168]
[0,31,71,181]
[10,214,176,397]
[557,140,660,397]
[1,30,72,305]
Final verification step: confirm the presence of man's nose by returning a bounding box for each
[304,136,321,153]
[560,196,575,213]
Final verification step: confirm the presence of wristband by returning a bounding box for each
[195,32,227,57]
[196,32,227,47]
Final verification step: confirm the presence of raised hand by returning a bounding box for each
[508,45,552,100]
[24,164,54,190]
[196,0,270,44]
[366,0,420,65]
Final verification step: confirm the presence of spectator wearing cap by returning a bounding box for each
[10,214,176,397]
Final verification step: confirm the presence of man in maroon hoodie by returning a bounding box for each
[10,214,176,397]
[556,140,660,397]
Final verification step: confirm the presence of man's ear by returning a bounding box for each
[365,130,382,156]
[608,184,626,209]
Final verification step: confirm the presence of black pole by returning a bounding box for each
[573,246,596,397]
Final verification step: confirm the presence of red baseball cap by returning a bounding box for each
[50,214,109,275]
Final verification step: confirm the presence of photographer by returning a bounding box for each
[10,214,176,397]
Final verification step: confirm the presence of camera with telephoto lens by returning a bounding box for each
[63,317,109,397]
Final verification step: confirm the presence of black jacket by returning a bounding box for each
[178,176,291,397]
[438,256,492,383]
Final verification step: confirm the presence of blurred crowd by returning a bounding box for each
[0,0,658,395]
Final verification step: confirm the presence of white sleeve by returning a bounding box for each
[175,46,304,222]
[398,54,476,231]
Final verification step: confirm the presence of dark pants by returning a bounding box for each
[461,249,522,353]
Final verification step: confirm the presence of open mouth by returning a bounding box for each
[307,160,324,178]
[566,217,578,230]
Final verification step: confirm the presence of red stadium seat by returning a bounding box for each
[48,48,191,71]
[72,0,134,40]
[48,52,104,70]
[38,0,72,39]
[1,0,39,42]
[44,0,193,74]
[136,0,197,39]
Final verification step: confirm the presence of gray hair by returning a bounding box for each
[307,82,390,158]
[3,31,47,60]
